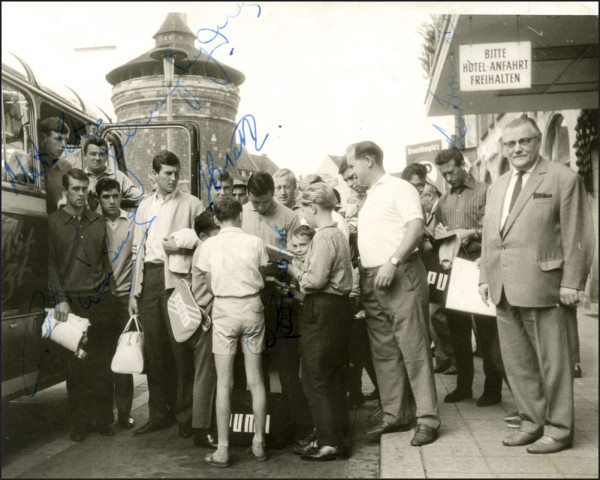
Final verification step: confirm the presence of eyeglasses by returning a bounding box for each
[503,136,539,149]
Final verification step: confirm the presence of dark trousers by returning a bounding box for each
[261,287,312,430]
[300,293,351,446]
[65,292,118,431]
[112,294,134,416]
[137,263,194,424]
[445,310,504,395]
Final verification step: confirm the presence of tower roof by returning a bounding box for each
[106,12,245,86]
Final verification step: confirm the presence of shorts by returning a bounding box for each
[211,295,265,355]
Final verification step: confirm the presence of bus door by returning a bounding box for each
[99,122,201,202]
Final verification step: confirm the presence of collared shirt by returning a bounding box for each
[242,201,301,250]
[48,207,111,301]
[104,209,133,296]
[85,163,144,203]
[197,227,268,297]
[500,158,540,229]
[144,190,176,263]
[435,174,488,258]
[357,173,423,268]
[298,224,352,296]
[300,210,350,240]
[191,243,213,308]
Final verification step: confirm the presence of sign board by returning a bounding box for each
[406,140,443,164]
[460,41,531,91]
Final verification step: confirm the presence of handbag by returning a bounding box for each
[167,278,211,343]
[111,314,144,374]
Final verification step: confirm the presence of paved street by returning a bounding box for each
[381,308,599,479]
[2,308,597,478]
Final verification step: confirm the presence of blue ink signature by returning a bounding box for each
[430,17,467,151]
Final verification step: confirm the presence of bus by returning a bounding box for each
[1,53,201,401]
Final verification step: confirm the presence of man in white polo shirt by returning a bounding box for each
[344,140,440,447]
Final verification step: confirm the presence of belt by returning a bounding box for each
[214,292,260,299]
[361,251,419,273]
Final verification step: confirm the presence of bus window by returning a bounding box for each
[2,84,35,188]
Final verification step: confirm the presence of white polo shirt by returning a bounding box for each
[357,173,423,268]
[197,227,268,297]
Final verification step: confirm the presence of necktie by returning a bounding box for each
[508,171,524,213]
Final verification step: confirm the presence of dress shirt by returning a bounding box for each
[298,223,353,296]
[500,159,539,229]
[197,227,268,297]
[104,209,134,296]
[435,174,488,258]
[48,207,111,300]
[144,191,176,263]
[357,174,423,268]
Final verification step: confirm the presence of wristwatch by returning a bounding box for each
[390,256,400,267]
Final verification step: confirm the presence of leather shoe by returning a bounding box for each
[194,430,218,448]
[363,389,379,401]
[301,445,340,462]
[365,421,412,443]
[410,424,438,446]
[294,439,318,455]
[178,422,193,438]
[476,392,501,407]
[296,429,317,448]
[96,424,115,436]
[347,394,365,407]
[526,435,572,454]
[444,389,472,403]
[134,419,173,436]
[443,365,457,375]
[434,361,451,373]
[118,414,135,429]
[502,430,543,447]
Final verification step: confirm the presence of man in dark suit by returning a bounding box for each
[479,115,595,454]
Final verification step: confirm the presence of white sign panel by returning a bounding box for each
[446,258,496,317]
[460,41,531,91]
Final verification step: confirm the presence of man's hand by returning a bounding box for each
[128,295,138,316]
[375,262,396,289]
[455,228,476,246]
[560,287,584,307]
[478,283,490,305]
[162,236,180,255]
[434,224,448,238]
[286,262,300,279]
[54,301,70,322]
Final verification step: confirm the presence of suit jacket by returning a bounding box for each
[131,188,203,297]
[480,157,595,307]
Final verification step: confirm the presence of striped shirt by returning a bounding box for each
[435,174,487,258]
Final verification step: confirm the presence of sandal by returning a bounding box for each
[205,452,231,468]
[247,443,269,462]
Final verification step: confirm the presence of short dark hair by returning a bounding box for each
[40,116,71,139]
[62,168,89,189]
[434,149,465,167]
[152,150,180,173]
[95,178,121,196]
[247,171,274,196]
[214,196,242,222]
[338,158,349,175]
[401,163,428,181]
[220,170,233,185]
[291,225,316,241]
[346,141,384,166]
[84,137,109,155]
[194,209,219,236]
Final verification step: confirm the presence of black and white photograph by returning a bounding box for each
[1,1,598,478]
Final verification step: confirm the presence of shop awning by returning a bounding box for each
[425,15,598,117]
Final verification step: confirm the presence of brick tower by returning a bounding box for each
[105,12,245,195]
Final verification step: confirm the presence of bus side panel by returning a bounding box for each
[2,190,65,400]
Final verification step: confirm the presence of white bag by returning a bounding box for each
[41,309,90,357]
[111,315,144,374]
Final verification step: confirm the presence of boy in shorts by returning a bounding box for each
[197,197,269,467]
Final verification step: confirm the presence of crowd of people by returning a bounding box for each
[46,114,594,468]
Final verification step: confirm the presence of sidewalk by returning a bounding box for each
[380,309,599,478]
